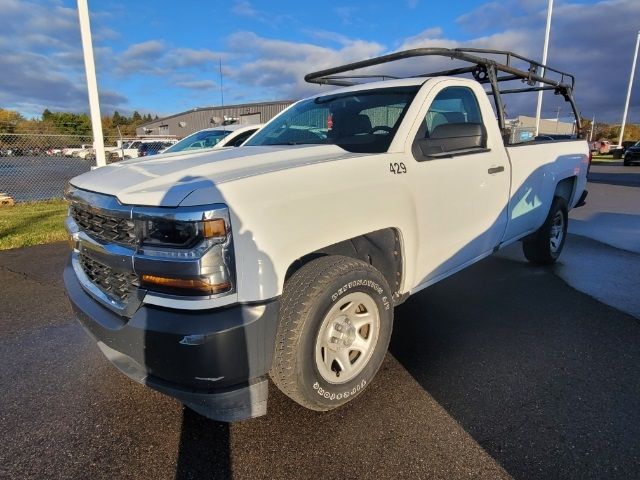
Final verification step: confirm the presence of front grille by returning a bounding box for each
[71,205,136,246]
[79,253,138,304]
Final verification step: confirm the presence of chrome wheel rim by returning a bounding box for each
[315,292,380,384]
[549,211,565,254]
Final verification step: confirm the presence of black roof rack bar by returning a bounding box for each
[496,86,559,95]
[305,47,574,91]
[410,66,477,78]
[304,47,581,135]
[318,74,402,87]
[475,74,523,85]
[455,47,575,88]
[324,74,401,80]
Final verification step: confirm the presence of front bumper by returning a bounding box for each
[64,260,279,422]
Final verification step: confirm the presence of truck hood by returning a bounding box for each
[70,145,358,206]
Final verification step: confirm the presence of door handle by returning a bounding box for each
[488,165,505,174]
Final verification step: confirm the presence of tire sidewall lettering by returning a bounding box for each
[313,379,367,400]
[330,278,390,311]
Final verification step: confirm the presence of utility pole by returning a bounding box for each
[618,30,640,148]
[535,0,554,137]
[589,115,595,142]
[77,0,106,167]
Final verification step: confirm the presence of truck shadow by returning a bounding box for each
[389,252,640,479]
[174,408,231,480]
[587,169,640,188]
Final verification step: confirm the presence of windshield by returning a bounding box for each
[165,129,233,153]
[246,86,419,153]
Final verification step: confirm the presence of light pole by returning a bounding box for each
[618,30,640,148]
[77,0,106,167]
[535,0,554,137]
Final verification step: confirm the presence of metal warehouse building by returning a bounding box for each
[136,100,294,138]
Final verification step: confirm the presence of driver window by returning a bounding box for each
[423,86,482,137]
[360,104,405,132]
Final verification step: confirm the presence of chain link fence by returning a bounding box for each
[0,127,132,203]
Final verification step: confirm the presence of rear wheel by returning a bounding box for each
[270,255,393,411]
[523,197,568,265]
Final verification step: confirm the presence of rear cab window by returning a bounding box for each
[412,86,488,159]
[420,86,484,138]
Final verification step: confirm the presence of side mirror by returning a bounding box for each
[415,123,487,158]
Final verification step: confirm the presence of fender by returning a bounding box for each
[210,153,419,302]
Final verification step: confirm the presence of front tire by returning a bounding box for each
[270,255,393,411]
[523,197,568,265]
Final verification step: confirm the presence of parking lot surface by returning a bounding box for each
[1,165,639,479]
[0,156,92,202]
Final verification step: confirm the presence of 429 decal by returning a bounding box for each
[389,162,407,174]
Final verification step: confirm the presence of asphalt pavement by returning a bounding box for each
[1,164,639,480]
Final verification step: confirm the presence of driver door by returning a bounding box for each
[407,83,510,287]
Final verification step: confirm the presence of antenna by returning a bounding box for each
[219,58,225,130]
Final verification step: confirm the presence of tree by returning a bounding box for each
[112,111,123,126]
[43,112,91,136]
[42,109,52,121]
[0,109,24,133]
[132,111,142,123]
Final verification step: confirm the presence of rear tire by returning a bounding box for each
[270,255,393,411]
[523,197,568,265]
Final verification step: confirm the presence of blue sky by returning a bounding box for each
[1,0,638,122]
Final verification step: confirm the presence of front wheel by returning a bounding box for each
[270,255,393,411]
[522,197,568,265]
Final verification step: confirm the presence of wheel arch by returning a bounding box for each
[554,175,577,205]
[284,227,406,305]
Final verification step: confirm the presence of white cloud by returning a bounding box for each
[0,0,128,115]
[174,80,218,90]
[225,31,385,99]
[220,0,640,122]
[232,0,259,18]
[333,6,357,25]
[2,0,639,123]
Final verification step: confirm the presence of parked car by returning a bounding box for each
[623,141,640,166]
[46,148,63,156]
[137,141,174,157]
[589,139,616,155]
[162,124,263,154]
[111,138,178,160]
[62,145,91,157]
[72,147,96,160]
[610,140,638,159]
[64,48,588,422]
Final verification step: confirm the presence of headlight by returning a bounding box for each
[134,206,235,297]
[141,218,226,249]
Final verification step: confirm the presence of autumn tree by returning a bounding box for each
[0,108,24,133]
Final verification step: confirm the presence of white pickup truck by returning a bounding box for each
[63,48,589,421]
